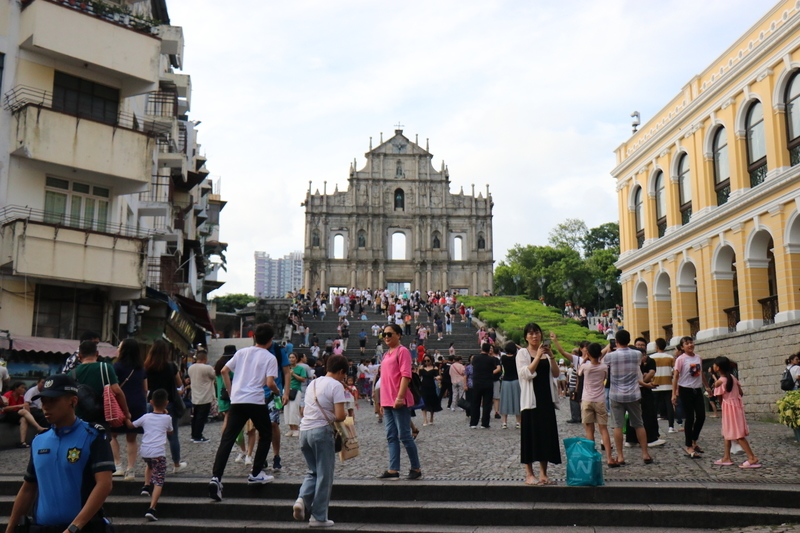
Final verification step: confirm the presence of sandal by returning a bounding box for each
[739,460,762,469]
[686,452,701,459]
[16,442,30,448]
[713,459,734,466]
[693,446,705,453]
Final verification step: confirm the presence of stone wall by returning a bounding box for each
[694,319,800,419]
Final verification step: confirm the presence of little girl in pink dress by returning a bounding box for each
[712,356,760,468]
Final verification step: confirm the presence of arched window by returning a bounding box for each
[654,171,666,237]
[391,232,406,260]
[677,153,692,225]
[333,234,344,259]
[453,236,463,260]
[394,188,404,210]
[357,230,366,248]
[713,127,730,205]
[312,230,320,247]
[634,186,644,249]
[477,234,486,250]
[432,232,441,249]
[786,72,800,165]
[746,101,767,187]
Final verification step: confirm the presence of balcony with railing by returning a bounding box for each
[5,86,169,190]
[146,255,184,296]
[759,296,779,326]
[19,0,161,95]
[0,205,150,290]
[687,317,700,338]
[138,175,173,218]
[723,306,739,333]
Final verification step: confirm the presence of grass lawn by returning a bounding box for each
[458,295,608,357]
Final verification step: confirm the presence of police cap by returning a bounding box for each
[33,374,79,400]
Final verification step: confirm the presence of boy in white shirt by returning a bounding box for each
[132,389,174,521]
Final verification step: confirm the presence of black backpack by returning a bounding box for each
[781,366,797,391]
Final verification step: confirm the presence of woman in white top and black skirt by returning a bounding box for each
[516,322,561,485]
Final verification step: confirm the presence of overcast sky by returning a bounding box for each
[167,0,773,296]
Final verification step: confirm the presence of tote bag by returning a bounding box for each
[101,363,125,427]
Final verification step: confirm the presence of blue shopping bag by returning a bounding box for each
[563,437,604,487]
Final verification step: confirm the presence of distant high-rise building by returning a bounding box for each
[254,251,304,297]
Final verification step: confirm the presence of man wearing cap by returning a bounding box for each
[4,375,115,533]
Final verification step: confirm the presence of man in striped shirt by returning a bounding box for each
[650,338,676,433]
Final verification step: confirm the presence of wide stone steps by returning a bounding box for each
[2,477,800,530]
[304,311,480,362]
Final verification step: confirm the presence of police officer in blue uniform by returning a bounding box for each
[4,375,115,533]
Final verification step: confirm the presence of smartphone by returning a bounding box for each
[542,340,552,349]
[609,339,617,349]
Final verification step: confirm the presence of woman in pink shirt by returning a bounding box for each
[378,323,422,480]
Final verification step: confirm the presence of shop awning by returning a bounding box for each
[173,294,216,335]
[7,336,117,358]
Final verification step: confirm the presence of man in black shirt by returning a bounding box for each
[469,344,501,429]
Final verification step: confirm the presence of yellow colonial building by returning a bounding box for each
[614,0,800,350]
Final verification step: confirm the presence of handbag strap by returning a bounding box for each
[119,369,135,389]
[311,380,334,428]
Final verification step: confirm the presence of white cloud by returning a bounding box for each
[168,0,774,294]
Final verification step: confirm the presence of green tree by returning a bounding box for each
[548,218,588,253]
[495,219,622,312]
[584,221,620,257]
[213,293,257,313]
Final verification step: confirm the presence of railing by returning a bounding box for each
[716,183,731,206]
[662,324,673,340]
[3,85,170,138]
[687,317,700,338]
[21,0,161,35]
[146,90,178,118]
[759,296,779,326]
[0,205,152,239]
[723,306,739,333]
[681,206,692,225]
[750,163,767,187]
[636,232,645,249]
[146,256,183,295]
[657,221,666,238]
[791,145,800,167]
[138,175,173,203]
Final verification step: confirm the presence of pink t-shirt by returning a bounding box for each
[379,345,414,408]
[578,362,608,403]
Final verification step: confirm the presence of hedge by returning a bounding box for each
[458,296,607,357]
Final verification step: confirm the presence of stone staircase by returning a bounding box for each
[2,475,800,531]
[295,307,482,362]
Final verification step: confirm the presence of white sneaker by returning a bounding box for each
[623,442,632,448]
[124,470,135,481]
[309,518,335,528]
[285,430,294,436]
[248,471,274,485]
[244,455,253,466]
[113,464,125,476]
[293,498,305,521]
[648,439,666,447]
[173,461,188,474]
[668,427,677,433]
[234,453,245,463]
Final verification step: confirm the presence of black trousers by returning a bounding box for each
[653,390,674,427]
[212,403,272,480]
[678,386,706,448]
[439,380,453,407]
[569,397,581,422]
[469,385,494,428]
[191,403,211,440]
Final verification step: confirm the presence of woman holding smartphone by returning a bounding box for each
[671,337,711,458]
[516,323,561,485]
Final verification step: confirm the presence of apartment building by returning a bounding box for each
[0,0,225,360]
[254,251,303,298]
[613,0,800,413]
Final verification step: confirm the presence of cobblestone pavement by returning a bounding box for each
[3,395,800,484]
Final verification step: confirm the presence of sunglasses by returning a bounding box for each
[384,332,395,337]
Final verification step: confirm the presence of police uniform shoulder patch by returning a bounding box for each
[66,447,81,463]
[92,423,107,432]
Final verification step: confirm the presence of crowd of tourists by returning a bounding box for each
[0,288,773,532]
